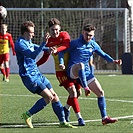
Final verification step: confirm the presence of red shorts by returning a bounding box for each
[56,71,81,90]
[0,53,9,64]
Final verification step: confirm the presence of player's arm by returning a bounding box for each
[58,51,66,70]
[9,34,16,55]
[17,41,46,59]
[95,42,122,65]
[36,51,50,66]
[57,32,70,52]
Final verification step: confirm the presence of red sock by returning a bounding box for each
[1,68,6,75]
[71,97,80,113]
[5,67,10,78]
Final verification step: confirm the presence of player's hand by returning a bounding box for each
[43,32,50,44]
[48,47,57,54]
[59,64,65,70]
[84,88,91,97]
[113,59,122,65]
[51,47,58,54]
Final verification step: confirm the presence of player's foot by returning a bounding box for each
[78,118,85,126]
[63,107,70,122]
[102,116,118,125]
[2,75,6,81]
[21,112,33,128]
[85,88,91,96]
[5,78,9,82]
[59,122,77,128]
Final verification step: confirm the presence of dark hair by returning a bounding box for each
[83,24,96,32]
[21,21,35,35]
[48,18,60,28]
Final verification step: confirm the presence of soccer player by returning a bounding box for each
[0,24,16,82]
[58,24,122,125]
[15,20,77,128]
[37,18,86,126]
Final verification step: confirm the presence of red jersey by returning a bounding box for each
[0,32,16,55]
[37,31,70,71]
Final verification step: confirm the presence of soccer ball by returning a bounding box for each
[0,6,7,20]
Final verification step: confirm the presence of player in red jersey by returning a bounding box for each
[0,24,16,82]
[37,18,85,126]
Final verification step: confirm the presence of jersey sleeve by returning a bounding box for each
[94,42,114,62]
[56,32,70,53]
[16,41,45,59]
[34,43,49,52]
[8,34,16,55]
[36,51,50,66]
[58,51,66,65]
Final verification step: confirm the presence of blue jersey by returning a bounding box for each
[59,35,114,79]
[15,36,48,77]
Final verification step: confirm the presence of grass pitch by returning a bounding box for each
[0,74,133,133]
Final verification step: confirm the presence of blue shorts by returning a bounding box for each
[21,73,52,94]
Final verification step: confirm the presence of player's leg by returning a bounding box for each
[73,82,85,125]
[88,78,118,125]
[4,53,10,82]
[0,62,6,81]
[21,76,53,128]
[22,75,76,128]
[56,71,84,126]
[69,63,90,96]
[67,85,85,126]
[0,55,6,81]
[49,88,77,128]
[63,81,85,126]
[21,89,51,128]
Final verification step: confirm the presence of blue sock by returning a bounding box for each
[28,98,46,115]
[98,97,107,118]
[52,101,65,123]
[78,69,88,88]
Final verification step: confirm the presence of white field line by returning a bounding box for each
[0,115,133,128]
[0,94,132,103]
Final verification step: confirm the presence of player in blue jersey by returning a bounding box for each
[15,21,77,128]
[58,24,122,125]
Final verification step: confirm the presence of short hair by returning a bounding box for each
[21,21,35,35]
[83,24,96,32]
[48,18,60,28]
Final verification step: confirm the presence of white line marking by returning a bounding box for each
[0,115,133,128]
[0,94,132,103]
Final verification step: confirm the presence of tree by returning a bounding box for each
[0,0,128,8]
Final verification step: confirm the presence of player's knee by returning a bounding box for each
[45,95,54,104]
[68,85,77,97]
[52,93,59,102]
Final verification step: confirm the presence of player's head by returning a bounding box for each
[0,24,8,34]
[21,21,35,40]
[48,18,61,38]
[82,24,96,42]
